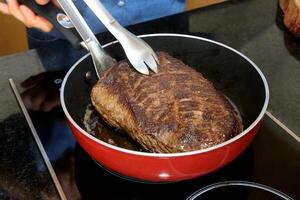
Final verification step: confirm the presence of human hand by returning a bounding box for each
[0,0,57,32]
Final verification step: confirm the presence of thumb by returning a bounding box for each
[35,0,61,8]
[35,0,50,5]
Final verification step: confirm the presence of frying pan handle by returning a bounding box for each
[18,0,83,49]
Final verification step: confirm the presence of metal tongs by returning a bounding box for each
[83,0,159,75]
[57,0,115,78]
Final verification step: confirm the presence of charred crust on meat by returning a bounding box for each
[91,52,243,153]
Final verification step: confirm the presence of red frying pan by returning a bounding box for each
[60,33,269,182]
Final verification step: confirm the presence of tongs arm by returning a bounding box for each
[57,0,115,77]
[83,0,159,75]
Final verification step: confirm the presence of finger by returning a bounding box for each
[19,5,53,32]
[18,5,35,27]
[35,0,50,5]
[21,85,39,99]
[31,89,48,111]
[21,87,39,109]
[7,0,24,22]
[21,85,48,111]
[35,0,60,8]
[33,14,53,32]
[0,2,10,15]
[21,73,47,88]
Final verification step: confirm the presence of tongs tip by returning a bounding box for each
[137,65,150,75]
[142,53,159,74]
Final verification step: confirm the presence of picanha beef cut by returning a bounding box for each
[91,52,243,153]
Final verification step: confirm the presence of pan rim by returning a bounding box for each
[60,33,269,157]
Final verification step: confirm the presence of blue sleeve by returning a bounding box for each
[49,0,185,38]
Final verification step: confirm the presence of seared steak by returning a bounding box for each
[91,52,243,153]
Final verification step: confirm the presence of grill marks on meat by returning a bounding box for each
[91,52,243,153]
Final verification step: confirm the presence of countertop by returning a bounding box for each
[0,0,299,199]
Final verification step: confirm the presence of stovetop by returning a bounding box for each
[19,5,300,200]
[1,0,300,199]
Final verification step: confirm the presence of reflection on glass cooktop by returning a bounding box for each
[74,142,254,199]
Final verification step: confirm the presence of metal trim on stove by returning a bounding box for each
[9,79,67,200]
[187,181,294,200]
